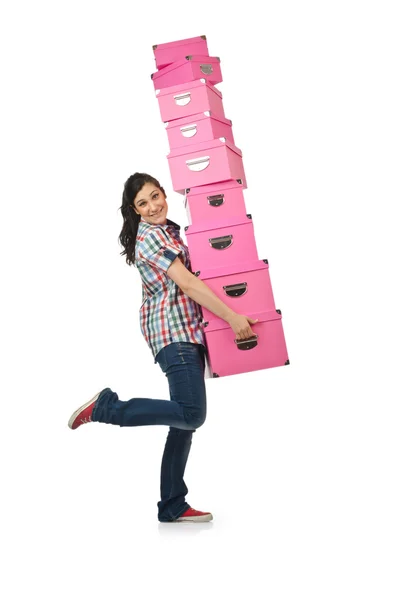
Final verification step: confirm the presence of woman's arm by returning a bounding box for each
[167,257,258,340]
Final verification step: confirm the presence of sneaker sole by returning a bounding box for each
[68,390,102,429]
[175,513,213,522]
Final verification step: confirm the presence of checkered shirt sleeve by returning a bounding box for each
[139,228,181,272]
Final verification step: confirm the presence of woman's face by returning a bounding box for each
[133,182,168,225]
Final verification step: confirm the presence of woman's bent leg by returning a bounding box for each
[91,389,192,428]
[91,343,207,431]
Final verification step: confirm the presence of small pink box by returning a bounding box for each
[165,111,234,151]
[202,309,289,378]
[156,79,225,123]
[184,179,247,226]
[151,55,222,90]
[168,138,246,194]
[152,35,209,70]
[194,259,276,322]
[184,214,258,272]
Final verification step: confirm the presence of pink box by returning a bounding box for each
[194,259,276,322]
[156,79,225,123]
[184,179,247,226]
[152,55,222,90]
[152,35,209,70]
[168,138,246,194]
[202,309,289,378]
[165,111,234,151]
[184,214,258,272]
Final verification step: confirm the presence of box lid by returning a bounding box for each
[156,78,223,99]
[185,178,244,197]
[153,35,207,52]
[165,111,232,129]
[168,137,242,159]
[194,259,268,280]
[202,309,282,333]
[151,55,220,81]
[184,212,253,235]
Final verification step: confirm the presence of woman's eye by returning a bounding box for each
[153,193,159,199]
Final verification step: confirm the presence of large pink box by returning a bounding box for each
[202,309,289,378]
[151,55,222,90]
[165,111,234,151]
[152,35,209,70]
[194,259,276,322]
[184,179,247,226]
[168,138,246,194]
[184,214,258,272]
[156,79,226,123]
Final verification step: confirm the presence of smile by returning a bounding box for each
[151,208,163,217]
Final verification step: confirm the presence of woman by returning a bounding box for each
[68,172,258,523]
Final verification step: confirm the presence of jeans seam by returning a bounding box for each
[166,431,179,520]
[178,348,195,424]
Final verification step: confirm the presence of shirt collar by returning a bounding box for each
[139,217,180,231]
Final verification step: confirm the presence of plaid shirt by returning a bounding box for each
[135,217,205,363]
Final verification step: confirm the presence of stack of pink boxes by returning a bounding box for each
[151,35,289,378]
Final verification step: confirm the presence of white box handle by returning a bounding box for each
[186,156,210,171]
[174,93,191,106]
[180,124,197,138]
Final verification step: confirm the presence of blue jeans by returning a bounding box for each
[91,342,207,522]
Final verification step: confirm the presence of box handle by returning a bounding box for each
[200,63,213,75]
[209,235,233,250]
[208,194,224,207]
[234,335,258,350]
[174,92,191,106]
[223,282,247,297]
[186,156,210,171]
[185,56,216,76]
[180,124,197,138]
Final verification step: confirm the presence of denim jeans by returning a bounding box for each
[91,342,207,522]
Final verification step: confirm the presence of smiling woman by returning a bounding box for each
[67,171,258,524]
[132,182,168,226]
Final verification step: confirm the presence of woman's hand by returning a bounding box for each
[227,313,259,340]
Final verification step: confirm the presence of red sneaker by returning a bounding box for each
[175,508,213,522]
[68,390,102,430]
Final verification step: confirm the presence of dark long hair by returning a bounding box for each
[118,172,165,266]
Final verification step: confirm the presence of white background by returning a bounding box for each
[1,1,396,598]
